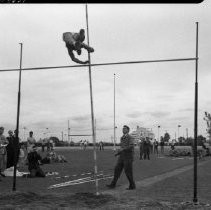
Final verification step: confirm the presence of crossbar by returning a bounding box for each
[0,57,197,72]
[68,134,92,136]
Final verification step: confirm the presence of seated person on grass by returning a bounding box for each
[42,150,67,164]
[27,145,45,178]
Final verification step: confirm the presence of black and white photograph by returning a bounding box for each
[0,2,211,209]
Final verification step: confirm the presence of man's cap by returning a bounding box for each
[123,125,130,130]
[29,131,33,134]
[8,130,13,133]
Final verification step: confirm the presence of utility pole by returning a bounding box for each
[95,118,97,142]
[68,120,70,143]
[157,125,160,141]
[178,125,181,142]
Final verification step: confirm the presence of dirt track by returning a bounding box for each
[0,191,210,210]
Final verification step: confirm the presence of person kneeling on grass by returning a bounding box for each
[27,145,45,178]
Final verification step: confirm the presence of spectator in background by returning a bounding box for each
[50,139,53,151]
[99,141,104,150]
[6,130,15,168]
[160,137,165,155]
[83,140,87,150]
[27,131,36,153]
[170,142,175,150]
[149,139,153,154]
[42,150,67,164]
[18,143,26,168]
[201,141,207,159]
[80,140,84,150]
[41,139,45,152]
[0,127,8,179]
[143,137,150,160]
[153,139,159,156]
[46,139,51,152]
[139,139,144,160]
[27,145,45,178]
[13,130,21,168]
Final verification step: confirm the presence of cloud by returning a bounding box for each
[168,116,190,122]
[29,120,65,130]
[150,111,171,118]
[96,126,113,131]
[126,111,143,118]
[179,108,194,112]
[155,94,175,100]
[72,115,90,122]
[1,4,210,142]
[127,120,145,130]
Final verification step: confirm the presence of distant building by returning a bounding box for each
[131,126,155,144]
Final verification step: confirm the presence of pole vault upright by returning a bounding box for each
[13,43,23,191]
[113,73,116,150]
[193,22,199,204]
[85,4,99,195]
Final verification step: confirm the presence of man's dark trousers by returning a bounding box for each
[110,155,135,188]
[29,166,45,178]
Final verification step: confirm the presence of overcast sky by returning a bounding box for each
[0,3,211,142]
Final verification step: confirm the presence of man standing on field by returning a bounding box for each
[106,125,136,190]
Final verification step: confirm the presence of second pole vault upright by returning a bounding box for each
[85,4,99,195]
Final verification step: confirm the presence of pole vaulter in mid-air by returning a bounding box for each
[63,29,94,64]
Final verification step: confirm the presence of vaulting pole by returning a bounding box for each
[193,22,199,204]
[113,73,116,151]
[95,118,97,141]
[85,4,99,195]
[13,43,23,191]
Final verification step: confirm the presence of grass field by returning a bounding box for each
[0,146,194,193]
[0,146,209,209]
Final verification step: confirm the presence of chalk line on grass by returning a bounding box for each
[48,174,113,189]
[171,157,185,160]
[54,170,104,179]
[51,176,112,188]
[46,171,99,178]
